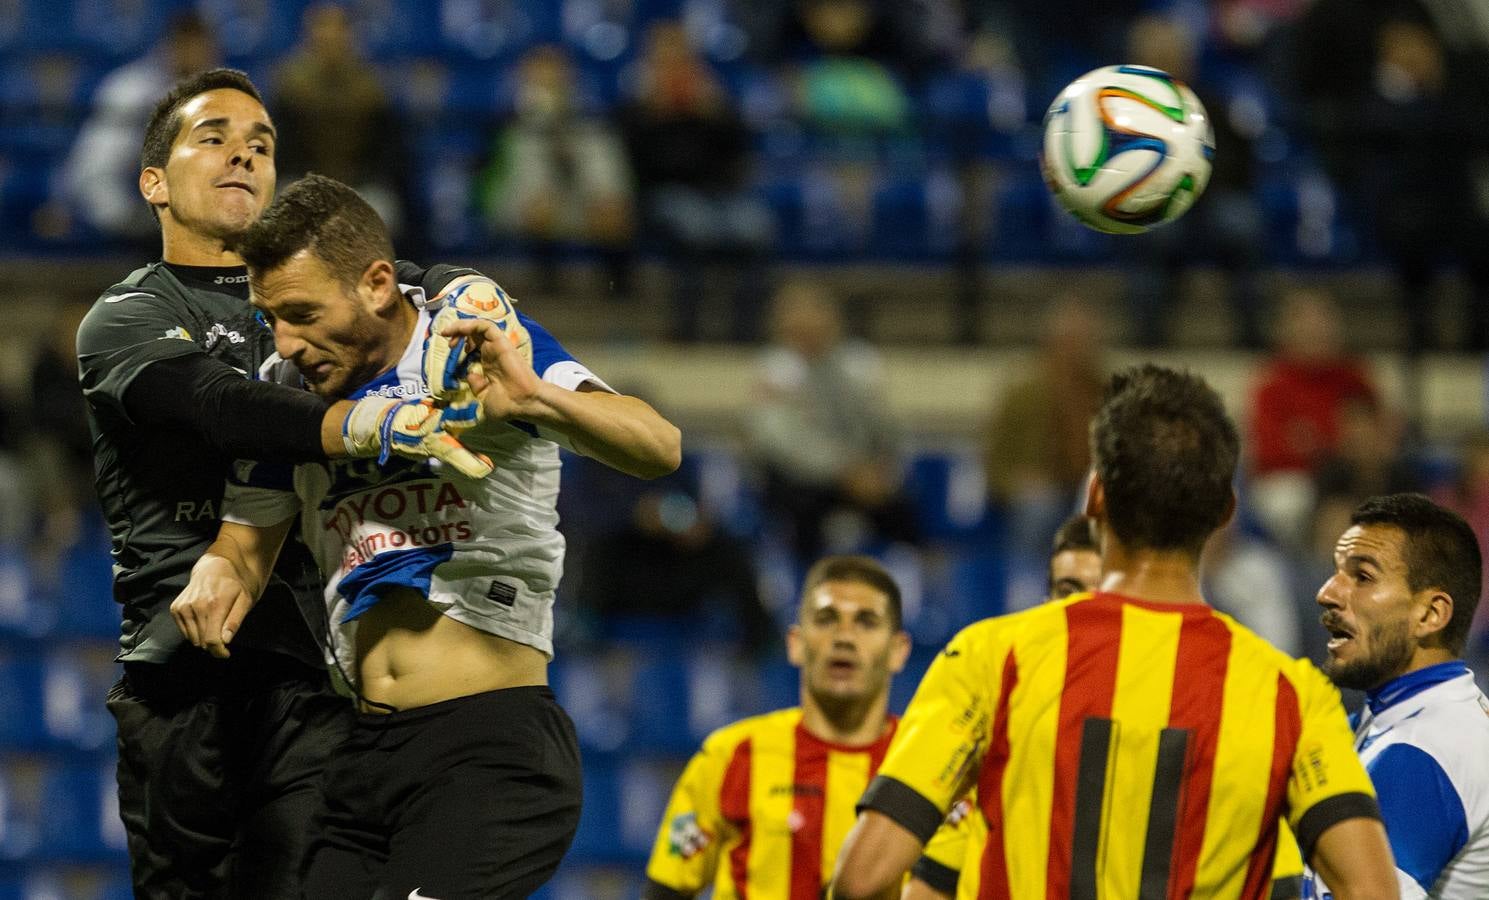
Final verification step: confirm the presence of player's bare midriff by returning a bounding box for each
[353,586,547,712]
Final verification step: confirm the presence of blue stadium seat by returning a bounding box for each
[38,646,118,755]
[905,449,992,543]
[0,545,54,643]
[36,762,127,863]
[0,657,48,752]
[49,537,117,642]
[0,757,45,862]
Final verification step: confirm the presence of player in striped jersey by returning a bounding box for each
[834,365,1398,900]
[1308,493,1489,899]
[643,555,911,899]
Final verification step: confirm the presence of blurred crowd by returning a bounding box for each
[0,0,1486,349]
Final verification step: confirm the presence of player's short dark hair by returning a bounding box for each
[140,67,263,173]
[237,174,394,286]
[800,555,903,631]
[1350,493,1482,655]
[1052,514,1098,558]
[1090,365,1238,556]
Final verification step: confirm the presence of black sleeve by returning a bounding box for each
[394,259,488,299]
[123,354,331,462]
[857,775,946,845]
[910,856,959,895]
[641,879,693,900]
[1294,791,1381,866]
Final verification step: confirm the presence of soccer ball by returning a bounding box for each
[1041,65,1214,234]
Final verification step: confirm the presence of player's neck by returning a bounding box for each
[800,692,890,747]
[159,222,244,267]
[1098,543,1206,606]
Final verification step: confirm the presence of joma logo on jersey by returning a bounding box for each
[213,274,249,284]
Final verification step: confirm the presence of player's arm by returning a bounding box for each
[834,630,995,900]
[170,516,294,659]
[1285,660,1398,900]
[901,797,972,900]
[642,739,732,899]
[1309,818,1399,900]
[440,315,681,479]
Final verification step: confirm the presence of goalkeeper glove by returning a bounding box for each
[342,395,492,478]
[423,277,531,401]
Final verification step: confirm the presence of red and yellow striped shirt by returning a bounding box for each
[645,707,898,899]
[863,592,1377,900]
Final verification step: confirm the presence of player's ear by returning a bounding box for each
[1083,471,1104,520]
[888,629,911,674]
[1414,588,1454,646]
[359,259,399,312]
[140,167,167,210]
[786,624,805,668]
[1219,488,1237,531]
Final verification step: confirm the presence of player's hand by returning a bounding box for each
[341,395,492,478]
[170,555,254,659]
[436,315,544,423]
[423,276,531,403]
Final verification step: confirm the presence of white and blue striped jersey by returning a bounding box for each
[1305,661,1489,899]
[223,286,611,683]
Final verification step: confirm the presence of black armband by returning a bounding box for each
[124,354,331,461]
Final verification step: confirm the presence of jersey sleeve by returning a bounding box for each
[221,460,301,527]
[912,793,976,896]
[76,287,205,423]
[1366,743,1469,895]
[644,735,733,897]
[1284,660,1380,862]
[1271,818,1304,899]
[860,625,997,844]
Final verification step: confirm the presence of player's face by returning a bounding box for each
[1049,549,1101,600]
[789,580,909,707]
[152,89,276,240]
[251,251,397,399]
[1315,523,1420,690]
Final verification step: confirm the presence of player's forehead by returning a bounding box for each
[173,89,274,144]
[1334,523,1407,571]
[250,250,341,308]
[803,579,891,618]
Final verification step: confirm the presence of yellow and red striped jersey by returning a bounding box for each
[863,592,1378,900]
[645,707,897,899]
[914,791,1305,899]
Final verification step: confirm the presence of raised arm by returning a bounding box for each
[170,517,294,658]
[441,315,682,479]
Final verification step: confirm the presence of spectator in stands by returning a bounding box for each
[1292,3,1489,351]
[1309,395,1420,563]
[1204,519,1304,655]
[22,301,95,583]
[1433,431,1489,657]
[1123,14,1268,349]
[475,44,634,300]
[572,468,773,654]
[39,12,218,246]
[1246,287,1377,549]
[982,295,1105,564]
[739,0,961,76]
[271,3,420,252]
[747,279,917,568]
[618,20,774,342]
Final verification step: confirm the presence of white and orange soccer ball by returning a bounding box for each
[1041,65,1214,234]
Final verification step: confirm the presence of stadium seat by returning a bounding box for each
[38,646,118,755]
[868,170,962,261]
[35,762,127,864]
[904,448,991,543]
[49,538,117,642]
[0,757,45,863]
[0,657,48,752]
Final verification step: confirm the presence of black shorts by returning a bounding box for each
[301,685,583,900]
[107,649,353,900]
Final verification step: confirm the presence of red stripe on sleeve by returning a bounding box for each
[1045,599,1124,896]
[789,726,828,900]
[1165,612,1233,898]
[720,737,753,899]
[977,651,1021,900]
[1240,673,1302,899]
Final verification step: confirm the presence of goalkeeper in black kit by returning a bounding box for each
[75,68,488,899]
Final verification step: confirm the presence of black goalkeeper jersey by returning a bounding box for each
[76,262,324,666]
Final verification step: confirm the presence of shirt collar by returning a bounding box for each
[1364,660,1470,716]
